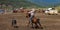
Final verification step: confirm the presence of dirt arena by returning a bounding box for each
[0,13,60,30]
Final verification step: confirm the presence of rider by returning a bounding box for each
[28,8,35,26]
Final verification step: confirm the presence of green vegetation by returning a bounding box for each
[0,0,41,8]
[0,0,60,9]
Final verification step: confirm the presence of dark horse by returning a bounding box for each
[31,16,43,29]
[26,12,43,29]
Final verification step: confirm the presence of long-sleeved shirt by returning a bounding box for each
[28,10,35,16]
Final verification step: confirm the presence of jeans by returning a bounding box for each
[29,15,34,22]
[29,15,34,27]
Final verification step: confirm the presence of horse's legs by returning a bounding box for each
[38,22,41,27]
[34,23,39,28]
[38,21,43,29]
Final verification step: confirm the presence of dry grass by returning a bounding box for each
[0,13,60,30]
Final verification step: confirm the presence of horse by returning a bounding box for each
[27,16,43,29]
[26,13,43,29]
[31,16,43,29]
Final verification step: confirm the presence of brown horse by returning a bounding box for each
[26,11,42,28]
[26,13,43,29]
[31,16,43,29]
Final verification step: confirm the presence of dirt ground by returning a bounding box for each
[0,13,60,30]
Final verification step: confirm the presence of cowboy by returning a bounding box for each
[28,8,36,27]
